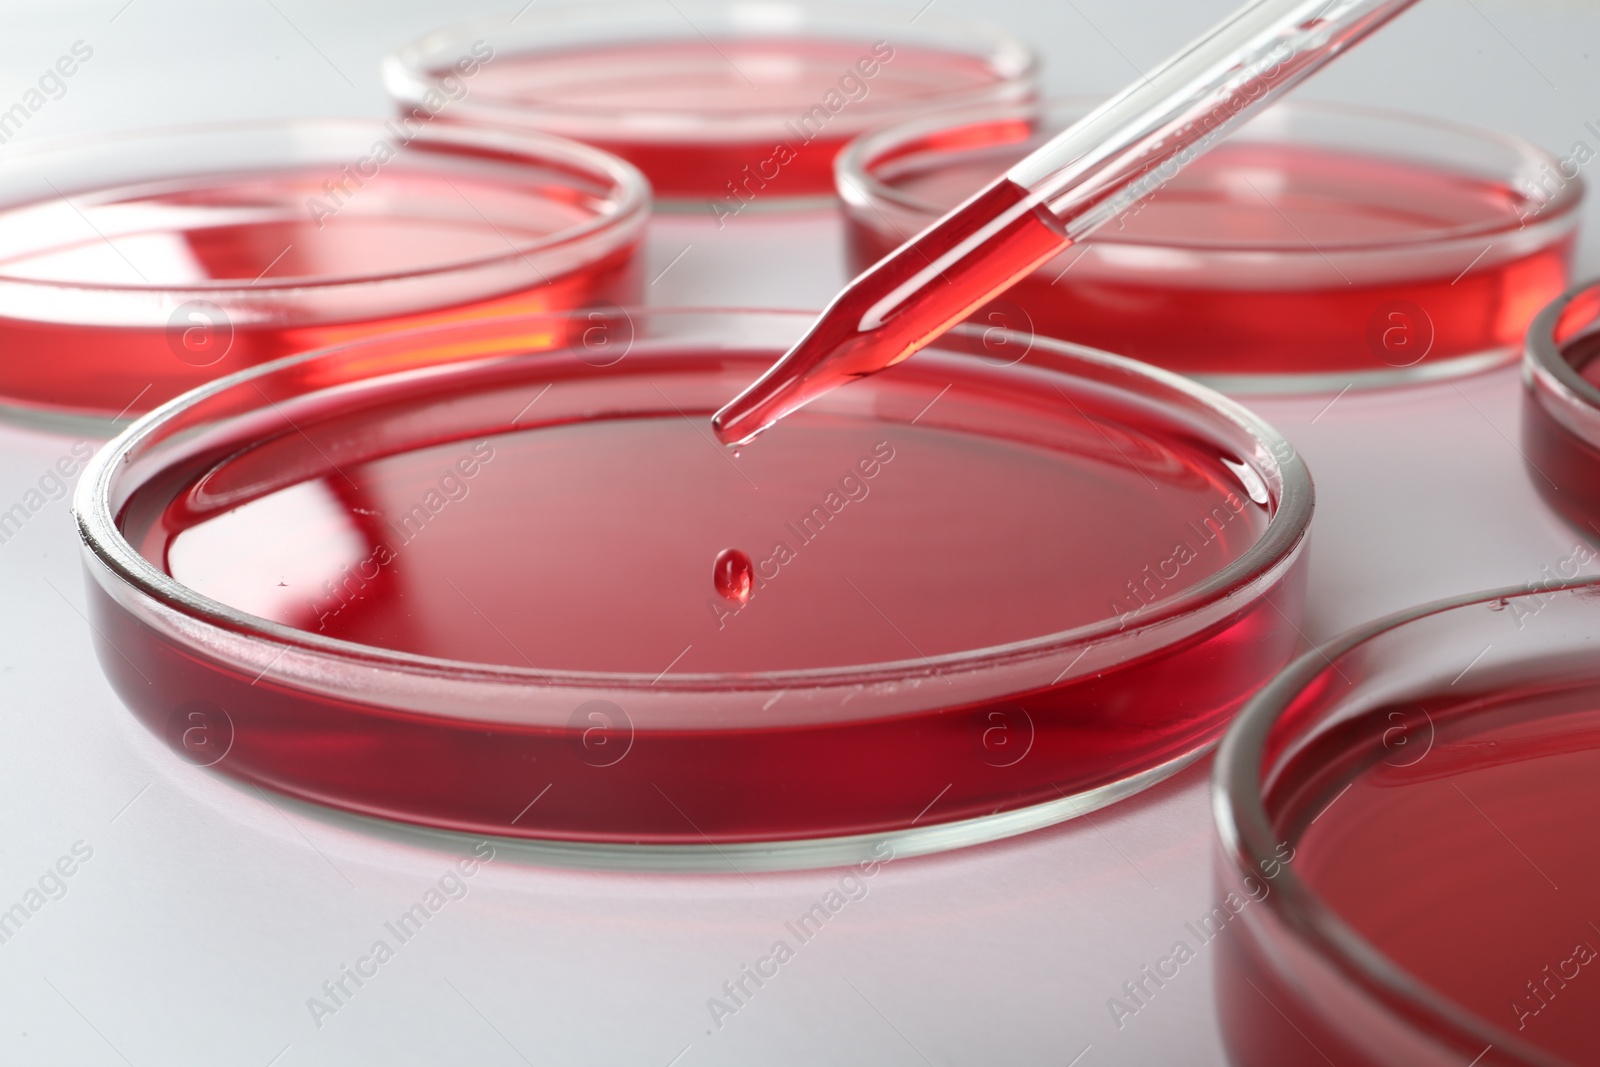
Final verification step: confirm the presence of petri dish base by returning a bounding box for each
[78,309,1311,868]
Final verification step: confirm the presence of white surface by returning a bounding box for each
[1,1,1598,1064]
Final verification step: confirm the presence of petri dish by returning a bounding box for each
[77,309,1311,870]
[1523,279,1600,539]
[838,99,1582,391]
[1213,578,1600,1067]
[381,2,1036,205]
[0,119,647,427]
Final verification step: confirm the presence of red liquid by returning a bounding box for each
[452,40,1014,199]
[0,166,639,419]
[848,142,1572,377]
[713,179,1068,443]
[1524,327,1600,539]
[713,547,754,606]
[94,345,1304,844]
[1218,681,1600,1065]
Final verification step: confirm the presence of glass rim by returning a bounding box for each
[200,744,1211,873]
[1211,578,1600,1067]
[380,0,1039,143]
[0,117,650,298]
[837,96,1585,254]
[1525,277,1600,415]
[75,306,1313,694]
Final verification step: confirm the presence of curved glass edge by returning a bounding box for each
[839,97,1575,392]
[1524,278,1600,437]
[0,118,650,312]
[1196,348,1515,396]
[73,308,1315,699]
[380,1,1039,143]
[650,192,840,213]
[838,96,1585,253]
[0,398,126,439]
[1212,577,1600,1067]
[202,741,1208,874]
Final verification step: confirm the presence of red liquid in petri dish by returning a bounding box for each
[843,108,1577,379]
[1219,684,1600,1066]
[713,178,1068,444]
[0,128,643,420]
[89,315,1308,846]
[403,32,1029,201]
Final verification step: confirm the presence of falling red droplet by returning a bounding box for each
[713,548,753,606]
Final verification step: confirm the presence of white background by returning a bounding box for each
[1,0,1598,1064]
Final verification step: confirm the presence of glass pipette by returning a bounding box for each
[711,0,1425,444]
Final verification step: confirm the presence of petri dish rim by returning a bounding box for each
[380,1,1038,146]
[1524,278,1600,429]
[1211,578,1600,1067]
[0,117,650,300]
[75,307,1313,697]
[837,96,1584,256]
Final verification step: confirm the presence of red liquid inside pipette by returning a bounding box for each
[849,142,1572,378]
[712,0,1436,443]
[711,179,1069,444]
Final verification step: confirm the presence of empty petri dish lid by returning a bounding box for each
[1214,577,1600,1066]
[382,1,1036,204]
[77,308,1311,870]
[838,99,1582,391]
[0,119,647,428]
[1523,279,1600,541]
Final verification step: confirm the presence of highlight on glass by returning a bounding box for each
[381,1,1037,204]
[0,118,647,425]
[75,308,1311,869]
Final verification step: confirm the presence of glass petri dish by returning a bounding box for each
[0,119,647,428]
[1523,279,1600,540]
[838,99,1582,391]
[77,309,1311,871]
[381,2,1036,205]
[1213,578,1600,1067]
